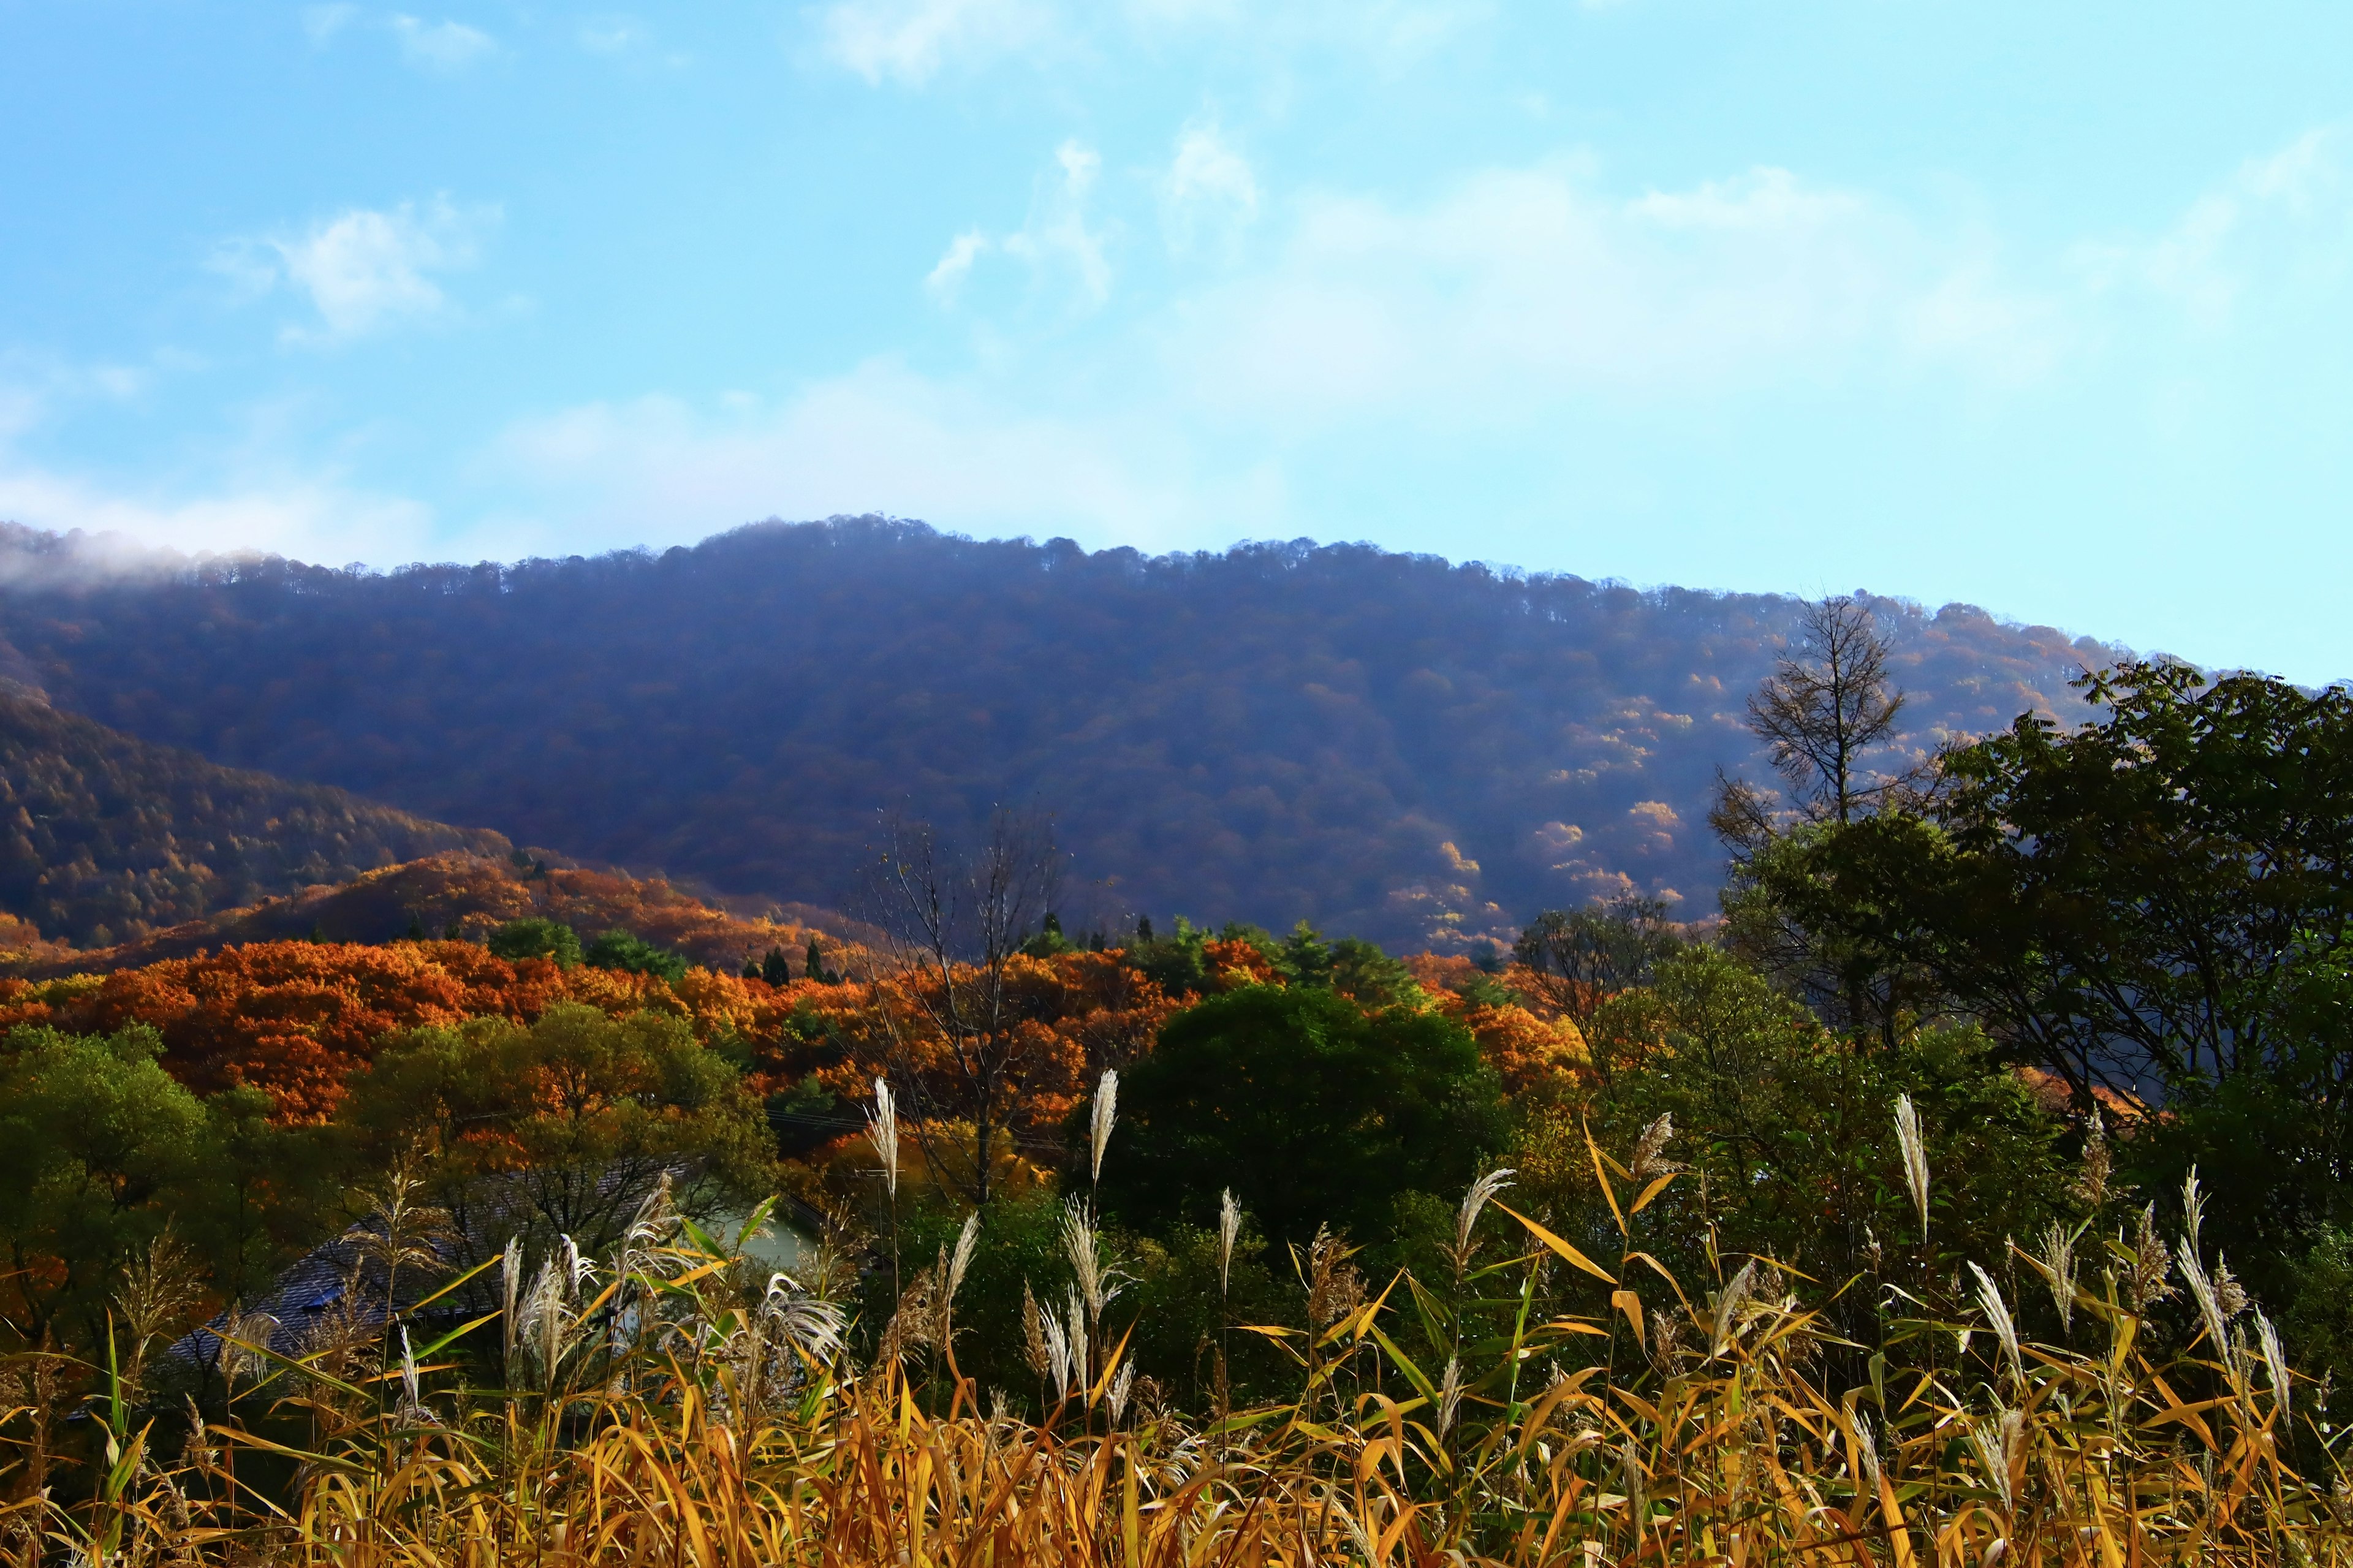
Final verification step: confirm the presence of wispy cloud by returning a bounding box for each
[929,141,1113,312]
[219,197,499,345]
[1156,157,2061,428]
[302,4,362,45]
[483,361,1281,551]
[1162,119,1259,257]
[389,15,498,71]
[2075,126,2353,332]
[816,0,1058,86]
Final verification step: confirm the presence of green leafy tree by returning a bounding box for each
[1512,895,1683,1043]
[584,927,689,982]
[341,1004,771,1255]
[487,916,582,969]
[1729,660,2353,1296]
[1099,985,1507,1249]
[1558,949,2073,1316]
[0,1025,210,1352]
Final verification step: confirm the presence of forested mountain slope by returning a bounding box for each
[0,519,2120,949]
[3,849,872,979]
[0,686,507,945]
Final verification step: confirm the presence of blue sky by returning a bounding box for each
[3,3,2351,679]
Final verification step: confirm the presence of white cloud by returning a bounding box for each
[578,16,646,55]
[1163,120,1259,256]
[816,0,1056,86]
[482,361,1286,550]
[0,428,437,570]
[389,15,498,70]
[1156,157,2059,428]
[926,230,991,299]
[221,198,497,345]
[303,4,361,44]
[931,140,1113,312]
[2077,126,2353,332]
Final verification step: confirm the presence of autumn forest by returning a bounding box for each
[1,521,2348,1564]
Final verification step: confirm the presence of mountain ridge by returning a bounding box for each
[0,517,2127,949]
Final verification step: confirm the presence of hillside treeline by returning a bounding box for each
[0,688,506,947]
[0,518,2116,949]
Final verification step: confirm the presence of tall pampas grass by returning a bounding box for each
[1088,1068,1118,1186]
[866,1076,900,1199]
[1893,1093,1930,1240]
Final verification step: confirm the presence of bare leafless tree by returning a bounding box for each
[854,808,1066,1207]
[1745,597,1910,827]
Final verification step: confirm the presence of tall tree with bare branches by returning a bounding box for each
[855,808,1069,1207]
[1746,596,1909,827]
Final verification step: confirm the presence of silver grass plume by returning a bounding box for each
[1968,1407,2023,1513]
[947,1211,981,1306]
[759,1273,847,1365]
[1061,1199,1120,1322]
[2179,1243,2232,1362]
[1627,1115,1681,1182]
[1969,1261,2024,1386]
[1453,1167,1516,1267]
[866,1077,900,1200]
[1437,1354,1464,1439]
[1894,1094,1931,1240]
[1218,1188,1242,1298]
[2182,1166,2207,1261]
[2257,1310,2292,1413]
[2032,1221,2079,1333]
[1108,1359,1135,1425]
[1063,1286,1091,1398]
[1089,1068,1120,1185]
[398,1324,423,1420]
[1036,1292,1073,1397]
[499,1235,523,1371]
[1709,1259,1759,1360]
[1854,1412,1885,1501]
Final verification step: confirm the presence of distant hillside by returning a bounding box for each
[0,519,2123,950]
[10,850,875,979]
[0,688,509,947]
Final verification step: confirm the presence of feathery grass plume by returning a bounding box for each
[1647,1306,1687,1374]
[396,1325,435,1426]
[1060,1199,1120,1324]
[1020,1279,1051,1381]
[1089,1067,1119,1184]
[866,1075,900,1199]
[947,1211,981,1303]
[2129,1203,2175,1314]
[1450,1167,1515,1275]
[2257,1309,2292,1412]
[2179,1243,2232,1361]
[760,1273,847,1366]
[1218,1187,1242,1297]
[1627,1115,1682,1182]
[2213,1256,2249,1322]
[1708,1259,1759,1360]
[1969,1406,2024,1513]
[499,1235,523,1371]
[1304,1225,1364,1329]
[1063,1287,1090,1398]
[520,1247,583,1387]
[1436,1354,1464,1439]
[2183,1165,2207,1259]
[1893,1093,1931,1240]
[2030,1221,2080,1332]
[2073,1108,2112,1208]
[1035,1285,1071,1395]
[1108,1359,1135,1426]
[1855,1410,1885,1501]
[1969,1261,2025,1385]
